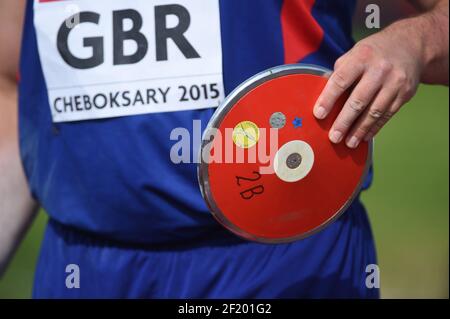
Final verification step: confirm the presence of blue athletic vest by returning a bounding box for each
[19,0,367,245]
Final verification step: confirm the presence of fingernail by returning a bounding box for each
[314,106,327,119]
[329,130,343,143]
[347,136,360,148]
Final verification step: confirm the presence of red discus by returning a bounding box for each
[198,64,372,243]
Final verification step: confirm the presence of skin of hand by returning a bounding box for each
[0,0,37,277]
[313,0,449,149]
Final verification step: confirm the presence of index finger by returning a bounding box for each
[313,58,364,119]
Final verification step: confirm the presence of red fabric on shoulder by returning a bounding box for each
[281,0,324,64]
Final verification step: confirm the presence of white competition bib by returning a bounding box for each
[33,0,224,123]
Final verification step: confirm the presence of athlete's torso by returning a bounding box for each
[19,0,358,244]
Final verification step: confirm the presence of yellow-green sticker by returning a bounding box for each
[232,121,260,149]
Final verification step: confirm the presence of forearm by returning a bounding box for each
[0,77,38,276]
[394,0,449,85]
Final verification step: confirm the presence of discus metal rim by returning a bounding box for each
[198,64,373,244]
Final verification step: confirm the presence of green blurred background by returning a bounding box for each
[0,0,448,298]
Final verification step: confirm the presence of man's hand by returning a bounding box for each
[313,0,449,148]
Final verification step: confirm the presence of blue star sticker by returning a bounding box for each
[293,117,303,128]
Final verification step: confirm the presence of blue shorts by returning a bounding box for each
[33,199,379,298]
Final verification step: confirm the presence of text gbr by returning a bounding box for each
[58,4,200,69]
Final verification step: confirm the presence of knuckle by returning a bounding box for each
[355,125,371,136]
[338,123,352,132]
[355,43,374,60]
[332,72,349,90]
[334,55,344,67]
[394,70,408,86]
[401,82,417,100]
[348,99,366,113]
[334,57,344,69]
[368,108,384,119]
[336,117,353,130]
[378,60,394,74]
[373,120,384,130]
[383,110,395,120]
